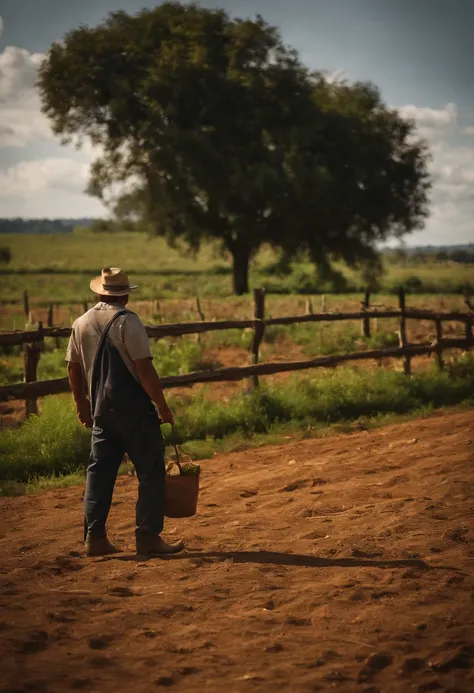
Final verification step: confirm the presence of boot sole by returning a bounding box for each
[136,544,185,556]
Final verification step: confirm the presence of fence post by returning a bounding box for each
[24,322,42,416]
[398,288,411,375]
[196,297,205,322]
[465,291,473,350]
[466,318,473,350]
[305,298,313,315]
[195,297,205,344]
[23,290,29,320]
[251,288,266,388]
[361,289,371,338]
[464,290,474,312]
[47,304,54,328]
[321,294,327,313]
[434,318,444,371]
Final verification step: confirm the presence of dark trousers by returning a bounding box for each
[84,410,165,541]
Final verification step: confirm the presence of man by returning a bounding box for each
[66,267,184,557]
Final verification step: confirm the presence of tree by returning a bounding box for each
[38,2,431,294]
[0,247,11,264]
[435,249,449,262]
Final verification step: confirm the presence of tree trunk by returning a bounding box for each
[231,245,251,295]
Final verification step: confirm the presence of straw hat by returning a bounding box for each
[90,267,138,296]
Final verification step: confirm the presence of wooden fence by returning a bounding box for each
[0,288,473,416]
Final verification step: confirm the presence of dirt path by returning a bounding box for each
[1,410,474,693]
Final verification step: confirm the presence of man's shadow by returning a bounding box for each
[99,549,432,570]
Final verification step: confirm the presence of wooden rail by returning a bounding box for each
[1,337,473,403]
[1,288,472,410]
[1,309,473,347]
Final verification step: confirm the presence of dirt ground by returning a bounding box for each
[1,410,474,693]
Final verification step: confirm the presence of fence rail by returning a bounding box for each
[1,309,473,347]
[0,288,473,411]
[0,337,473,404]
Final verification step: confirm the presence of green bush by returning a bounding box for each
[171,356,474,441]
[1,356,473,485]
[0,397,90,482]
[0,358,23,385]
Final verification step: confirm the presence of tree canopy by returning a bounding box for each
[38,1,431,294]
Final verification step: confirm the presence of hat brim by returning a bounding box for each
[90,277,139,296]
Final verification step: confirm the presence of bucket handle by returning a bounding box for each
[169,426,183,475]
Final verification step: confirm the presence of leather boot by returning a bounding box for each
[136,535,185,556]
[85,534,121,557]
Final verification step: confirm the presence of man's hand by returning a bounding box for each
[77,402,92,428]
[135,358,175,426]
[68,362,92,428]
[159,405,174,426]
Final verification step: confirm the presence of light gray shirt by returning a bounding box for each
[66,302,152,397]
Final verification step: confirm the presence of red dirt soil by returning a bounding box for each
[1,410,474,693]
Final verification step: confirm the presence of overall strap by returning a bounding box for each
[90,309,130,403]
[92,308,129,360]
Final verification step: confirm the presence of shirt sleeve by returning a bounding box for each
[65,322,81,363]
[121,313,153,361]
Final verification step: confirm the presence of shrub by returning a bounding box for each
[1,356,473,485]
[0,247,11,264]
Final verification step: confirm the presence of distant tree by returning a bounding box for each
[0,247,11,264]
[450,249,474,264]
[435,249,449,262]
[89,219,117,233]
[411,249,429,264]
[38,2,431,294]
[389,247,408,265]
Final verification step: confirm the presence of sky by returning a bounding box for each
[0,0,473,246]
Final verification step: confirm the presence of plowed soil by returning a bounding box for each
[1,410,474,693]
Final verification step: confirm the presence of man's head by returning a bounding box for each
[90,267,138,303]
[98,294,129,306]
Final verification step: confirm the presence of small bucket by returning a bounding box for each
[164,443,200,518]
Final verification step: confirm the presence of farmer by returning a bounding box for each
[66,267,185,557]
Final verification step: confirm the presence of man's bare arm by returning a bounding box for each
[67,362,92,428]
[134,358,174,425]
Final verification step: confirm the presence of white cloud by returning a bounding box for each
[0,156,107,217]
[0,157,90,196]
[397,103,458,140]
[0,46,52,147]
[0,42,108,217]
[419,142,474,245]
[389,102,474,245]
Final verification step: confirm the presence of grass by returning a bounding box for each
[0,232,473,307]
[1,354,473,491]
[0,397,91,484]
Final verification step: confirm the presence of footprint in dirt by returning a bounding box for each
[89,655,117,668]
[107,586,136,597]
[280,480,309,492]
[17,630,50,655]
[358,653,393,682]
[89,636,113,651]
[301,531,327,540]
[47,610,76,624]
[155,675,176,687]
[240,490,258,499]
[285,616,312,627]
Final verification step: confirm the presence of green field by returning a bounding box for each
[0,232,473,310]
[1,231,473,489]
[1,356,474,490]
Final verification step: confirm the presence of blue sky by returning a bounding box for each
[0,0,473,245]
